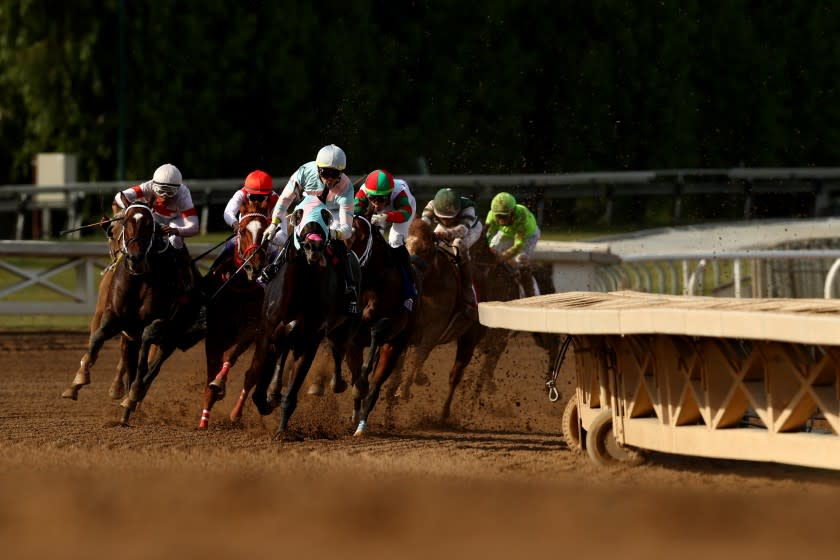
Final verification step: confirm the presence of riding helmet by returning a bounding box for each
[491,192,517,216]
[363,169,395,197]
[243,170,273,195]
[315,144,347,171]
[433,188,461,219]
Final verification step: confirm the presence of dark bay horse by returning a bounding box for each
[197,198,271,429]
[61,198,203,424]
[343,215,415,436]
[232,197,358,439]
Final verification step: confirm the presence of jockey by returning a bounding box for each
[111,163,200,295]
[209,169,280,273]
[355,168,418,310]
[485,192,541,296]
[260,144,358,314]
[421,187,483,316]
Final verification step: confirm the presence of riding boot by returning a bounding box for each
[393,244,417,310]
[520,266,538,297]
[331,240,359,315]
[174,246,198,298]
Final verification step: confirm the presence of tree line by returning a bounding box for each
[2,1,840,226]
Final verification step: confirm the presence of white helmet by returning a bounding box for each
[315,144,346,171]
[152,163,182,198]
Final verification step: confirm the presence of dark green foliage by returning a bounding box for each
[2,0,840,191]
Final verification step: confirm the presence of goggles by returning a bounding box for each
[246,193,268,202]
[318,167,341,180]
[369,194,388,203]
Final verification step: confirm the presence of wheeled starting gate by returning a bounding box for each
[478,291,840,470]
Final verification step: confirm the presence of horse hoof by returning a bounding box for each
[209,382,226,401]
[108,382,125,401]
[394,385,412,401]
[353,420,367,437]
[331,378,348,394]
[61,387,79,400]
[274,431,302,442]
[414,372,430,387]
[307,383,325,396]
[72,372,91,387]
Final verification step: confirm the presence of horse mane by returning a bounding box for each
[406,218,436,256]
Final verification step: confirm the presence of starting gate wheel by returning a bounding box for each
[561,395,583,453]
[585,409,645,467]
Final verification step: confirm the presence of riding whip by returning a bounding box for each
[59,217,123,236]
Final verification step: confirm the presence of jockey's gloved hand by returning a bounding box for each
[232,222,240,233]
[330,224,345,241]
[371,213,388,229]
[262,222,278,244]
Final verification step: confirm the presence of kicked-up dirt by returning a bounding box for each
[1,331,839,559]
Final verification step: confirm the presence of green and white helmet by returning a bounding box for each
[433,188,461,219]
[491,192,516,216]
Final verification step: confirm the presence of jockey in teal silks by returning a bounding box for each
[259,144,358,314]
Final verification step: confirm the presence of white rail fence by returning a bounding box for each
[3,240,840,316]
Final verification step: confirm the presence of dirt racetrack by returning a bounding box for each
[2,330,840,559]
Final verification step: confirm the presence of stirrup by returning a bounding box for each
[403,298,414,312]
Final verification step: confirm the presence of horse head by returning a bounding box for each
[290,195,333,266]
[235,201,270,281]
[406,218,437,260]
[121,200,157,274]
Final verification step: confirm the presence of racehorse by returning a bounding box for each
[467,236,562,401]
[61,196,204,424]
[394,218,487,422]
[343,214,415,436]
[231,196,358,439]
[196,197,271,429]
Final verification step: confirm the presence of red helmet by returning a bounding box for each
[243,170,273,195]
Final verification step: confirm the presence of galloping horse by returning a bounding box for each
[196,197,271,429]
[396,218,487,422]
[232,195,358,439]
[343,214,415,436]
[61,197,204,424]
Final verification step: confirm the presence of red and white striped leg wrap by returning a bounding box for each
[198,408,210,429]
[214,362,232,382]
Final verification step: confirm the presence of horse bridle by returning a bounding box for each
[353,215,375,266]
[120,203,159,274]
[235,212,269,266]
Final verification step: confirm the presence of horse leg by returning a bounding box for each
[328,336,348,394]
[200,327,236,429]
[345,344,364,425]
[110,335,139,400]
[394,338,435,401]
[276,340,320,439]
[266,348,289,409]
[62,317,121,400]
[355,338,407,436]
[472,328,510,398]
[441,326,484,423]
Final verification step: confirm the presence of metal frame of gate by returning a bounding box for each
[479,291,840,470]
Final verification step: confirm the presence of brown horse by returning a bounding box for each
[395,218,487,422]
[232,197,358,439]
[61,198,204,424]
[342,214,415,436]
[196,197,271,429]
